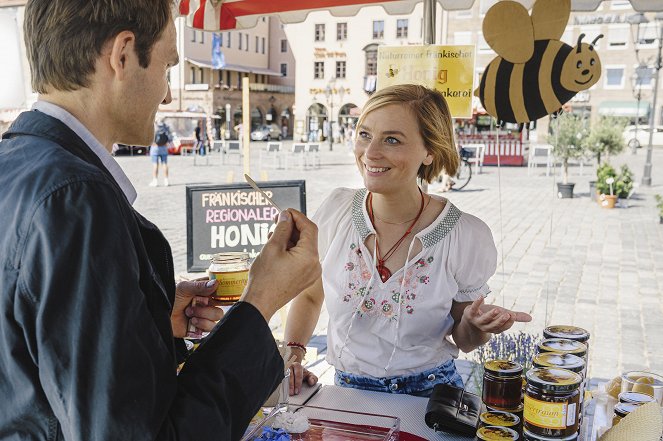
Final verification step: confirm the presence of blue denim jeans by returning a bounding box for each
[334,359,463,397]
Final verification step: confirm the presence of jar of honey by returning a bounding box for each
[612,402,640,426]
[532,353,585,375]
[483,360,524,409]
[537,339,587,361]
[522,429,578,440]
[476,426,520,440]
[524,368,582,438]
[618,391,656,405]
[208,252,250,304]
[543,326,589,348]
[479,411,520,431]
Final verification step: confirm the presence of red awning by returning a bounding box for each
[178,0,663,31]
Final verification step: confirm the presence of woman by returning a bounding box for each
[285,84,531,397]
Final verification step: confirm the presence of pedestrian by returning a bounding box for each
[194,120,205,156]
[0,1,321,440]
[284,84,531,397]
[150,121,171,186]
[234,122,244,142]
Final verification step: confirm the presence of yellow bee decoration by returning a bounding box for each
[386,65,399,78]
[474,0,602,125]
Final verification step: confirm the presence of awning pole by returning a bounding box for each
[421,0,436,192]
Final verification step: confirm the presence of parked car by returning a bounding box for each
[250,124,282,141]
[111,143,148,156]
[623,125,663,149]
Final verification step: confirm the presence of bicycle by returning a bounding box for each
[437,146,472,191]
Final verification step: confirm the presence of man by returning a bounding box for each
[0,1,320,440]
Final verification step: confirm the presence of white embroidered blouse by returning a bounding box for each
[313,188,497,378]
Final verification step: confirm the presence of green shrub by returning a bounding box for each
[596,163,633,198]
[655,194,663,217]
[584,116,627,164]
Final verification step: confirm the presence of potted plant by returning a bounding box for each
[584,116,627,201]
[548,112,589,198]
[596,163,633,209]
[655,195,663,224]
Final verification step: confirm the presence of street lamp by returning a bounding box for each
[324,83,335,151]
[225,103,231,140]
[628,12,663,186]
[630,64,650,154]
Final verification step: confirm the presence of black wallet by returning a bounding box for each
[424,383,481,436]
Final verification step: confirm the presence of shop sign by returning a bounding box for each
[377,45,476,118]
[573,14,626,25]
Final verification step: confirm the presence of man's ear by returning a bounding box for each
[108,31,137,80]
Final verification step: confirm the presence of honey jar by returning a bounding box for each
[483,360,524,409]
[618,391,656,405]
[542,326,589,348]
[537,339,587,361]
[612,402,640,426]
[524,368,582,438]
[208,252,250,304]
[476,426,520,440]
[532,353,585,375]
[479,411,520,430]
[522,429,578,440]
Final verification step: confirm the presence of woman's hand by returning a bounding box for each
[288,362,318,396]
[463,296,532,334]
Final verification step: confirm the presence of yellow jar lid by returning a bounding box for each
[526,367,582,392]
[543,325,590,343]
[484,359,523,377]
[532,352,585,373]
[480,411,520,427]
[538,338,587,357]
[476,426,519,440]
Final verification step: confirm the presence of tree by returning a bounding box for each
[548,112,589,184]
[584,116,627,165]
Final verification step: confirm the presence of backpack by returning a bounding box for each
[155,128,170,146]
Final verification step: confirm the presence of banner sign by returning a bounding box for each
[186,180,306,271]
[377,45,476,118]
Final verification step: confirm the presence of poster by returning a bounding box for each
[377,45,476,118]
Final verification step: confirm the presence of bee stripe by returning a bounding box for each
[523,40,548,121]
[495,60,515,123]
[509,63,528,123]
[551,44,576,107]
[540,41,562,115]
[481,58,499,119]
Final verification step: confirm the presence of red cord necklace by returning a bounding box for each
[367,189,425,283]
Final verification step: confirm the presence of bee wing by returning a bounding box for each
[531,0,570,41]
[483,1,534,64]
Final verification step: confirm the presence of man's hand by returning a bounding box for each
[241,209,321,322]
[463,297,532,334]
[171,279,225,338]
[289,362,318,396]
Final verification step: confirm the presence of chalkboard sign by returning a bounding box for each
[186,180,306,272]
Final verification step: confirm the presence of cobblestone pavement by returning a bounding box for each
[117,142,663,381]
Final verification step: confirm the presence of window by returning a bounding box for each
[281,39,288,52]
[238,32,242,50]
[633,64,654,89]
[337,22,347,41]
[281,63,288,77]
[608,26,628,49]
[190,66,196,83]
[262,37,265,54]
[604,66,625,88]
[200,32,205,44]
[373,20,384,39]
[636,23,659,48]
[226,70,231,87]
[256,36,259,52]
[314,61,324,79]
[227,32,231,48]
[245,34,249,52]
[219,33,223,46]
[315,24,325,41]
[365,44,378,75]
[199,68,204,84]
[336,61,346,79]
[480,0,498,15]
[454,31,472,45]
[396,19,408,38]
[191,30,197,43]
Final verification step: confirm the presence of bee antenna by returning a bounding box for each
[576,33,586,53]
[590,34,604,48]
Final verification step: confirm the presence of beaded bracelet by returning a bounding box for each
[286,341,307,354]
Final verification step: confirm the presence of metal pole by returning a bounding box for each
[643,27,661,186]
[329,99,333,151]
[420,0,436,193]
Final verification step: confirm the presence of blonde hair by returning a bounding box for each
[356,84,458,183]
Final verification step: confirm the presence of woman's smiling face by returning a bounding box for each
[354,104,433,195]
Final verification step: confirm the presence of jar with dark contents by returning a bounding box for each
[524,367,582,438]
[479,411,520,431]
[487,404,524,435]
[543,326,590,349]
[522,429,578,440]
[476,425,520,440]
[612,402,641,426]
[483,360,524,409]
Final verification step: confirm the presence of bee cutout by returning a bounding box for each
[386,65,399,78]
[474,0,603,125]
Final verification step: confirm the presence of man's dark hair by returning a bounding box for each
[24,0,173,94]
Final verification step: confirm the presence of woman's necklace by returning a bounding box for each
[367,189,425,283]
[373,196,431,225]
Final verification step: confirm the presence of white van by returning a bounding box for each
[623,125,663,149]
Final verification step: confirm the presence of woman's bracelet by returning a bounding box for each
[287,341,307,355]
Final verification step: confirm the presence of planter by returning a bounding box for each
[557,183,575,199]
[599,194,618,209]
[589,181,597,201]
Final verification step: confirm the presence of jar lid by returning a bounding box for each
[543,325,590,343]
[532,352,585,373]
[614,402,641,417]
[526,367,582,392]
[484,360,524,377]
[487,403,524,413]
[480,411,520,427]
[476,426,520,441]
[523,428,578,440]
[211,252,250,263]
[618,391,655,405]
[537,338,587,357]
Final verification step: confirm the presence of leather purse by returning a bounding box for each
[424,383,481,436]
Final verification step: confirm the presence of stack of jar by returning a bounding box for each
[522,325,590,441]
[478,360,524,440]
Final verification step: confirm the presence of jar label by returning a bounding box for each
[524,395,569,430]
[210,270,249,299]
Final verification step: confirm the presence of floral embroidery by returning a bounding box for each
[418,275,430,285]
[405,305,414,314]
[415,258,427,268]
[345,262,355,271]
[361,298,376,313]
[381,300,393,317]
[391,292,401,303]
[343,294,352,302]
